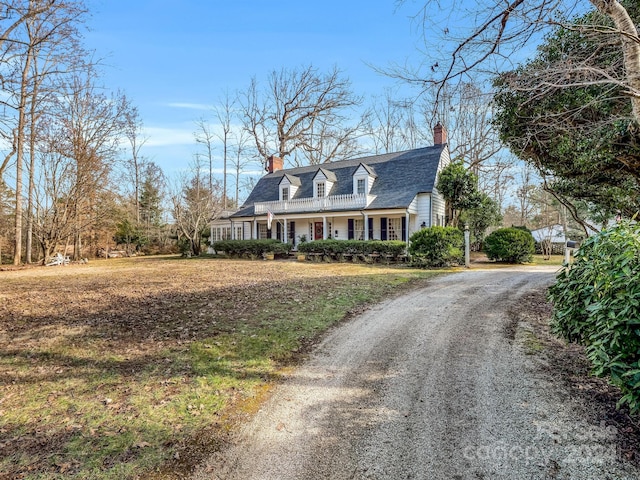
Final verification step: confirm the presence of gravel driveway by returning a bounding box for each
[191,266,639,480]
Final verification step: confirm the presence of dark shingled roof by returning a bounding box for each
[232,145,446,217]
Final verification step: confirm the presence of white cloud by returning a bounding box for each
[166,102,213,111]
[143,126,194,146]
[242,169,265,176]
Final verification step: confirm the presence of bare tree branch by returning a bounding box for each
[239,64,363,169]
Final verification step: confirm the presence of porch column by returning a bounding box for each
[323,216,328,240]
[405,211,410,245]
[283,217,288,243]
[364,213,369,240]
[253,219,257,239]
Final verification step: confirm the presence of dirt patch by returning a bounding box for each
[509,290,640,466]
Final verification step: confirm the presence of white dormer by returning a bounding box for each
[313,168,336,198]
[353,163,376,195]
[279,174,300,201]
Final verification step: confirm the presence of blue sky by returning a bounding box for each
[83,0,423,178]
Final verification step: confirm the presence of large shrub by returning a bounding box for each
[408,226,464,267]
[298,240,406,258]
[213,239,291,257]
[483,227,534,263]
[548,221,640,413]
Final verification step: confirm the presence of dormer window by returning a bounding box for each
[353,163,377,196]
[279,174,300,201]
[312,168,336,198]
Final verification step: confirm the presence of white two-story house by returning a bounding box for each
[211,124,450,248]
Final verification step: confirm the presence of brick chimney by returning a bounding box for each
[267,155,283,173]
[433,122,447,145]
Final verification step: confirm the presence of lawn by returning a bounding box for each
[0,256,441,479]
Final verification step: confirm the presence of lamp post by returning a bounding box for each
[464,224,470,268]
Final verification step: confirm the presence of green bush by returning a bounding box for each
[298,239,345,255]
[408,226,463,267]
[483,227,534,263]
[548,221,640,413]
[297,240,406,259]
[213,239,291,258]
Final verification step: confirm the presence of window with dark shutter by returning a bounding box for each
[348,219,354,240]
[368,217,374,240]
[380,217,387,241]
[289,221,295,245]
[402,216,407,241]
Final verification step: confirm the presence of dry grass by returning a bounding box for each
[0,255,439,479]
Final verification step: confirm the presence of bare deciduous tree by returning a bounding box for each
[194,117,215,198]
[477,153,516,212]
[396,1,640,124]
[50,68,130,260]
[213,90,237,209]
[138,161,166,246]
[239,64,364,169]
[364,88,428,154]
[434,82,502,172]
[0,0,76,181]
[0,179,13,263]
[171,157,223,256]
[230,127,252,208]
[123,106,148,224]
[516,163,537,226]
[0,0,87,264]
[31,127,83,263]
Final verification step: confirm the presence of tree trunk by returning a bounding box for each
[13,47,33,265]
[590,0,640,123]
[13,130,23,265]
[26,82,39,264]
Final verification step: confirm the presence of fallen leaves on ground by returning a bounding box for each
[0,256,431,479]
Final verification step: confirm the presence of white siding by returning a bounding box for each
[332,218,350,240]
[439,145,451,168]
[431,187,446,226]
[430,146,450,226]
[415,194,431,228]
[407,196,418,214]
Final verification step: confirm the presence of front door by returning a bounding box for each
[314,222,323,240]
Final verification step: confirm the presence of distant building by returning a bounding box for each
[531,224,566,244]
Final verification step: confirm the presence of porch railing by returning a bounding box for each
[254,193,374,214]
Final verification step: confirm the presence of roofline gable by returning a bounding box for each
[278,173,301,186]
[354,163,377,177]
[313,167,337,182]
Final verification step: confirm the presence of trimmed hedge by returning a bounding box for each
[297,240,406,258]
[483,227,534,263]
[213,239,292,258]
[548,221,640,414]
[408,226,464,267]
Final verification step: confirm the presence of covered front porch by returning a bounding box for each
[232,210,424,249]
